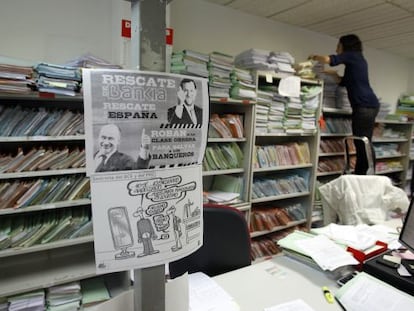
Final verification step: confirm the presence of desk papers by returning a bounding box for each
[166,272,239,311]
[336,272,414,310]
[264,299,315,311]
[311,223,399,251]
[278,231,358,271]
[295,235,359,271]
[188,272,240,311]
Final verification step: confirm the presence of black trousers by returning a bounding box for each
[351,106,379,175]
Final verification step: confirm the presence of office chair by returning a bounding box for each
[168,203,251,278]
[343,136,375,175]
[319,174,409,225]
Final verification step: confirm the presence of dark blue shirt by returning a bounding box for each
[330,51,379,109]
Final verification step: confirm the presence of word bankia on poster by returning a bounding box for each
[83,69,209,273]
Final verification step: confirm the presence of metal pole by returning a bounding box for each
[130,1,167,310]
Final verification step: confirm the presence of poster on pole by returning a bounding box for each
[90,166,203,273]
[82,70,209,273]
[83,70,208,175]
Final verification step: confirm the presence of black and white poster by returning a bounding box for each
[82,70,209,273]
[90,166,203,273]
[83,70,208,175]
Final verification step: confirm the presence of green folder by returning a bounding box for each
[81,277,110,306]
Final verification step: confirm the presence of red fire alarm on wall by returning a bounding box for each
[121,19,173,46]
[121,19,131,38]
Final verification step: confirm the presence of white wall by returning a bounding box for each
[0,0,123,65]
[409,63,414,93]
[0,0,412,103]
[170,0,413,106]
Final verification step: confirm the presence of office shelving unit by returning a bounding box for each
[203,98,256,221]
[0,93,129,298]
[373,120,413,187]
[249,72,323,259]
[314,108,414,225]
[317,108,352,178]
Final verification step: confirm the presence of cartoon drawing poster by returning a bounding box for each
[90,166,203,273]
[82,70,209,273]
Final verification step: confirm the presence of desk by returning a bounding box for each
[214,255,343,311]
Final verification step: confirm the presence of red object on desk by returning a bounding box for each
[347,241,388,269]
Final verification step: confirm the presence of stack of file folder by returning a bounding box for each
[0,207,92,250]
[80,277,111,308]
[250,226,301,259]
[301,85,322,133]
[318,157,346,173]
[0,63,35,94]
[208,113,244,139]
[34,63,82,96]
[251,170,309,199]
[235,49,295,76]
[7,289,45,311]
[252,142,310,169]
[46,281,82,311]
[294,60,317,79]
[235,48,277,71]
[203,142,244,171]
[206,191,240,205]
[396,93,414,117]
[335,86,352,110]
[64,53,122,69]
[0,105,84,137]
[0,175,90,210]
[170,49,209,78]
[251,203,307,232]
[256,82,287,134]
[0,146,86,174]
[313,63,337,109]
[377,100,393,119]
[208,51,234,99]
[229,67,257,101]
[258,79,320,134]
[284,96,303,134]
[268,93,288,133]
[321,117,352,134]
[255,90,272,133]
[208,175,244,202]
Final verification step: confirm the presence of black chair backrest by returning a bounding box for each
[169,204,251,278]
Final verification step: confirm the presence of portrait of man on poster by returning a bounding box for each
[167,78,203,125]
[94,123,151,172]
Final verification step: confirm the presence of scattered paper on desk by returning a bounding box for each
[166,272,189,311]
[264,299,316,311]
[188,272,240,311]
[296,235,359,271]
[336,272,414,311]
[311,223,398,251]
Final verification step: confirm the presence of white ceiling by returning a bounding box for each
[203,0,414,60]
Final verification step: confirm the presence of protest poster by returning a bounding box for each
[82,70,208,273]
[83,70,208,175]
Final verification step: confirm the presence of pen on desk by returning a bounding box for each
[322,286,334,304]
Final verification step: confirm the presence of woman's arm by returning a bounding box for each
[309,54,331,64]
[308,54,342,83]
